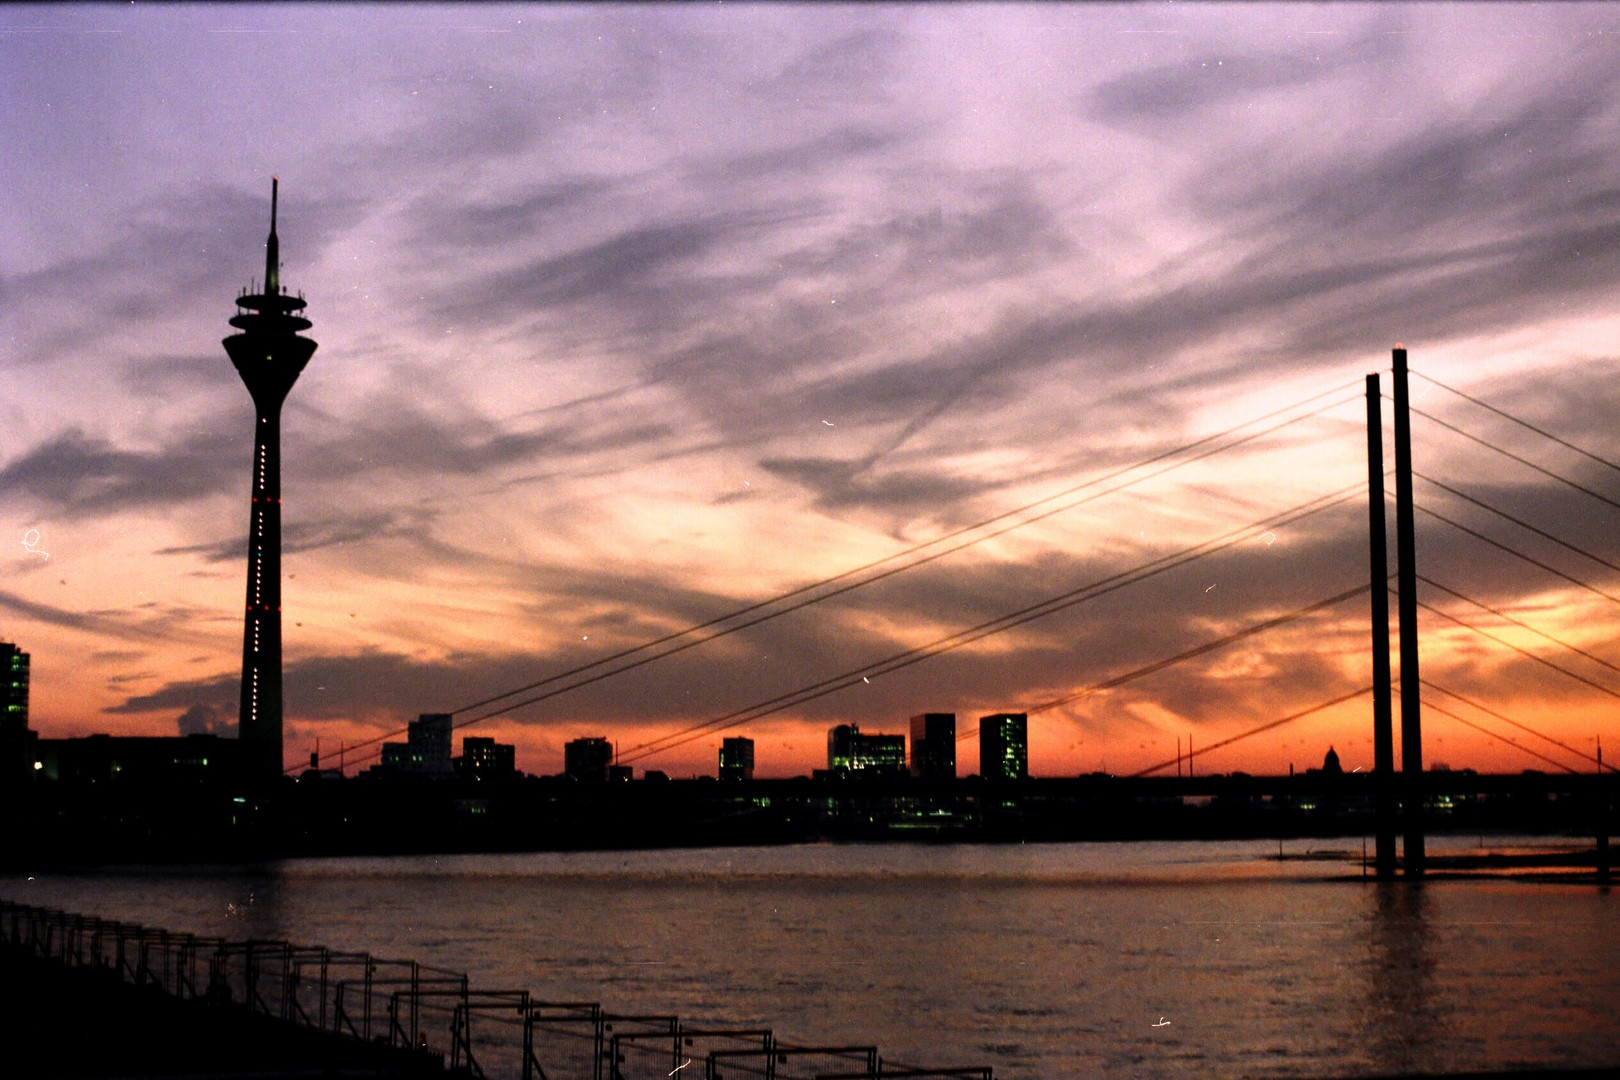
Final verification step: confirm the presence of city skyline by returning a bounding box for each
[6,4,1620,779]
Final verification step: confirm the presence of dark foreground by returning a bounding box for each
[3,942,1618,1080]
[0,948,441,1078]
[0,900,1003,1080]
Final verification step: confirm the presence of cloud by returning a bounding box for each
[757,455,1005,518]
[1089,48,1349,126]
[770,26,909,105]
[120,352,242,396]
[411,176,617,253]
[177,701,236,738]
[0,427,242,516]
[0,588,103,633]
[694,126,903,190]
[3,181,367,369]
[435,201,827,344]
[156,508,436,564]
[0,388,680,545]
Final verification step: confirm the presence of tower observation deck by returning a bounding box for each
[222,180,317,776]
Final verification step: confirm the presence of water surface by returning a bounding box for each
[10,839,1617,1079]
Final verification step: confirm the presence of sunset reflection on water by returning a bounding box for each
[12,840,1618,1079]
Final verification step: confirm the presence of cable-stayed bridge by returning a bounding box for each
[308,349,1620,878]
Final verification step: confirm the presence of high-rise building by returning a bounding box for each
[719,736,755,781]
[223,180,318,777]
[2,643,34,782]
[909,713,956,780]
[564,736,613,782]
[979,713,1028,780]
[826,723,906,779]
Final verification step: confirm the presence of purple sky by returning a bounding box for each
[6,3,1620,778]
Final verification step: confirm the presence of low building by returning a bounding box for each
[455,736,517,782]
[33,733,260,787]
[564,736,614,782]
[377,713,457,778]
[827,723,907,779]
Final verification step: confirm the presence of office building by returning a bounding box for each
[223,181,319,776]
[378,713,456,777]
[2,643,35,782]
[909,713,956,780]
[979,713,1028,780]
[827,723,907,779]
[564,736,614,782]
[719,736,755,781]
[455,736,517,782]
[3,643,28,731]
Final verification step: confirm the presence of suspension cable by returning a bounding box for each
[305,383,1366,770]
[616,484,1368,765]
[1126,686,1373,778]
[1022,583,1371,716]
[1415,471,1620,576]
[1407,590,1620,702]
[1421,678,1612,770]
[448,386,1367,719]
[1417,574,1620,678]
[1410,369,1620,477]
[1408,404,1620,514]
[1414,504,1620,607]
[1419,697,1581,774]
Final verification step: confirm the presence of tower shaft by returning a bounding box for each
[239,409,284,757]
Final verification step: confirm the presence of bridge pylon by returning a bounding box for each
[1391,346,1425,876]
[1366,373,1398,880]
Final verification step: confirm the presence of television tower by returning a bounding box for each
[223,179,317,775]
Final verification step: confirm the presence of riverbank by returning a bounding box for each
[4,770,1612,867]
[0,947,442,1078]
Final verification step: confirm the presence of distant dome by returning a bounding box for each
[1322,746,1343,775]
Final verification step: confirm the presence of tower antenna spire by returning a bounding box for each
[265,178,281,296]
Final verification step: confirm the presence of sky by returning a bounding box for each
[5,3,1620,780]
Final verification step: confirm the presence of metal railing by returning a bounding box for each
[0,900,993,1080]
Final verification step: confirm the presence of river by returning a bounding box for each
[8,837,1618,1079]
